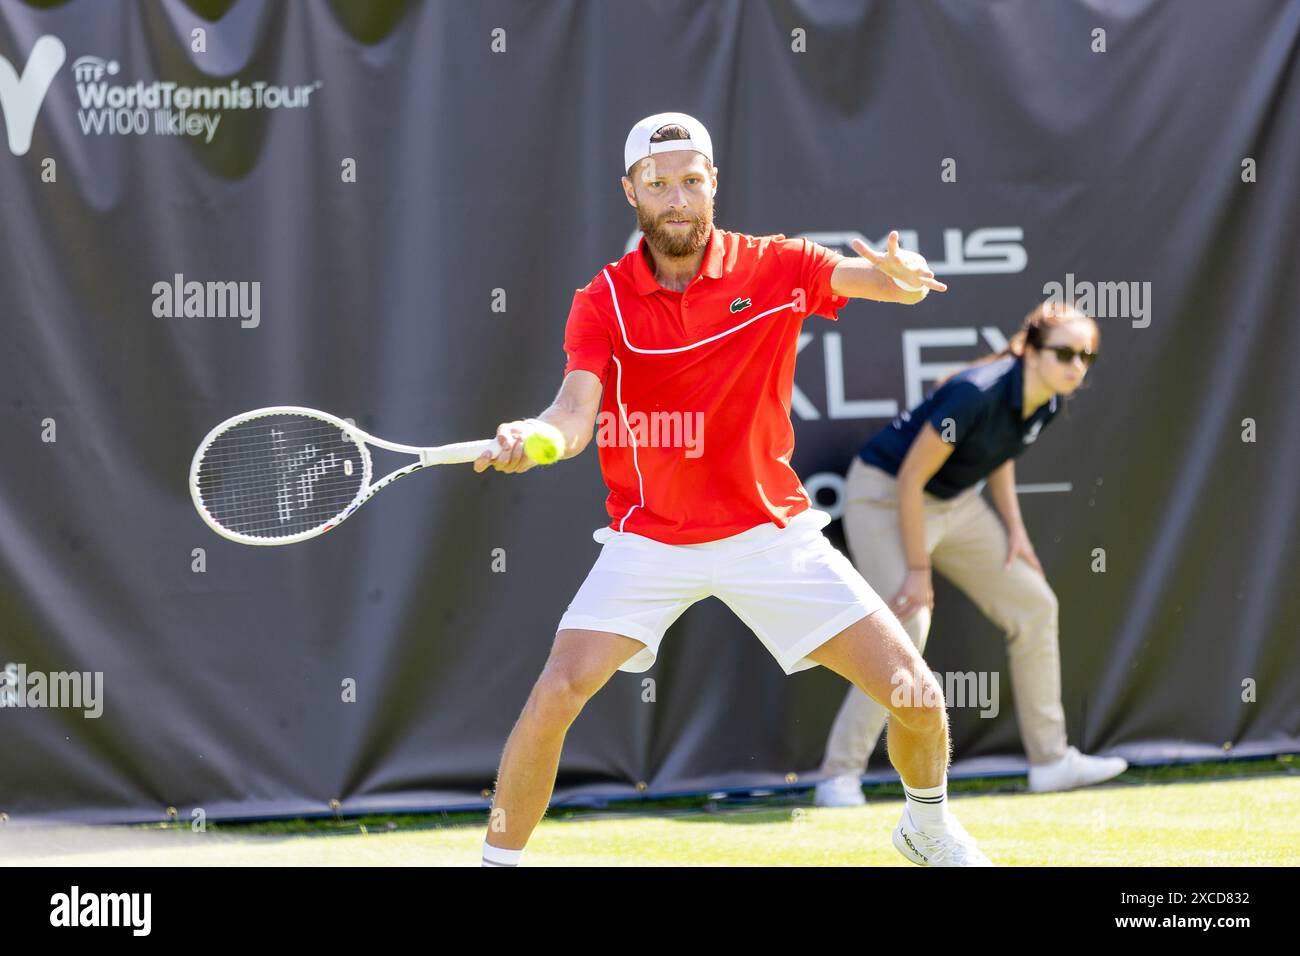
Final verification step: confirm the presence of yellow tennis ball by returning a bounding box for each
[523,421,566,465]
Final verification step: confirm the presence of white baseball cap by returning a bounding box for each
[623,112,714,176]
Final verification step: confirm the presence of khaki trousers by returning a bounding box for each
[821,457,1068,773]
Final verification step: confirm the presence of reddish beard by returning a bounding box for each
[637,201,713,258]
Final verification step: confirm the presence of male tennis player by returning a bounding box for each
[474,111,989,866]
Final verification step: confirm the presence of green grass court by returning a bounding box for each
[9,758,1296,866]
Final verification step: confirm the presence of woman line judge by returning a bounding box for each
[816,300,1127,806]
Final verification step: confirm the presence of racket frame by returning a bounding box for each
[189,405,501,546]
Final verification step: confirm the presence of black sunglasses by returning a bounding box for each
[1041,345,1098,367]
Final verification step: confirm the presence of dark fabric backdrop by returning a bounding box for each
[1,0,1296,823]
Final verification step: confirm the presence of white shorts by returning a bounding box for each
[556,508,887,675]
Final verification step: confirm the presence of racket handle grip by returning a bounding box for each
[426,420,561,466]
[423,439,503,466]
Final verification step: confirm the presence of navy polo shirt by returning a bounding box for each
[858,355,1058,499]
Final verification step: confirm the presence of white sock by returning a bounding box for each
[904,778,949,832]
[482,841,524,867]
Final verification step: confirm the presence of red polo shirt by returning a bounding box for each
[562,227,849,544]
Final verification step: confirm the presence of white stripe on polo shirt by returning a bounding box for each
[602,268,800,532]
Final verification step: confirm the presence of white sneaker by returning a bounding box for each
[1028,746,1128,793]
[813,774,866,807]
[892,805,993,866]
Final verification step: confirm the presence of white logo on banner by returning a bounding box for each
[1,33,322,150]
[0,35,66,156]
[72,55,117,82]
[798,228,1027,275]
[622,226,1027,276]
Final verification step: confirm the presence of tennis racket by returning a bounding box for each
[189,406,563,546]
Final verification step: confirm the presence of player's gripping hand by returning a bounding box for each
[474,420,538,474]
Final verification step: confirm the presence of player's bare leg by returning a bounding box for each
[482,629,643,863]
[808,607,991,865]
[807,608,948,787]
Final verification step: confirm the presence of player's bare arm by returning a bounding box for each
[473,369,603,475]
[830,229,948,304]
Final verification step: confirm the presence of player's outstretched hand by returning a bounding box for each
[474,420,537,474]
[851,230,948,292]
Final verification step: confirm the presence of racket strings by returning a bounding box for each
[195,415,368,539]
[198,459,362,529]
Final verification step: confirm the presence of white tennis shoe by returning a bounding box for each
[892,806,993,866]
[1028,746,1128,793]
[813,774,867,807]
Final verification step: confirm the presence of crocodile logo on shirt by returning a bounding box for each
[1023,419,1044,444]
[729,297,752,314]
